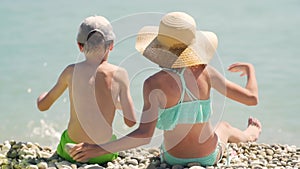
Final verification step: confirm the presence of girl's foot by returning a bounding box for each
[244,117,262,141]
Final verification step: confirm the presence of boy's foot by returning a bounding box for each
[244,117,262,141]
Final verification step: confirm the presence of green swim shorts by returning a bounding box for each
[56,130,118,164]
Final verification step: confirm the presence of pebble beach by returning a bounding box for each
[0,140,299,169]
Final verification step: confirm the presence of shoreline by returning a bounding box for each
[0,141,299,169]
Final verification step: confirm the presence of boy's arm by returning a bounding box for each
[116,68,137,127]
[37,65,73,111]
[208,63,258,106]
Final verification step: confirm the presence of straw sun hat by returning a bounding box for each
[135,12,218,68]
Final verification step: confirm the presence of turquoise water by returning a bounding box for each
[1,0,299,148]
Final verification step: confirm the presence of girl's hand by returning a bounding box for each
[228,63,254,77]
[69,142,105,162]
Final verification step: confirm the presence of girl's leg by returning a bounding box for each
[215,117,262,149]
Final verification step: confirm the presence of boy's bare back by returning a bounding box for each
[68,61,134,144]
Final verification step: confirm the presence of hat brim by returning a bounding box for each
[135,26,218,68]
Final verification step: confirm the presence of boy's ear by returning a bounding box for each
[109,42,114,51]
[77,42,84,52]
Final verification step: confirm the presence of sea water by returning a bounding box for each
[0,0,299,148]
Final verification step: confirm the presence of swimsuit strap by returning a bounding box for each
[178,68,198,101]
[163,68,198,103]
[177,68,187,103]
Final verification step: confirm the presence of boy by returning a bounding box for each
[37,15,136,164]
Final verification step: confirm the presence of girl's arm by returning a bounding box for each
[37,65,73,111]
[208,62,258,106]
[69,78,159,162]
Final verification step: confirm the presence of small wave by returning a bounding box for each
[28,119,61,148]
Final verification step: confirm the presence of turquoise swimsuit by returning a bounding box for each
[156,67,212,130]
[156,68,222,166]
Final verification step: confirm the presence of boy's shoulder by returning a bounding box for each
[96,63,128,83]
[97,63,126,74]
[62,64,76,75]
[66,63,76,69]
[57,64,76,83]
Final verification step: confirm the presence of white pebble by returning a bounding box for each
[83,164,105,169]
[189,166,205,169]
[26,165,38,169]
[126,159,138,165]
[37,162,48,169]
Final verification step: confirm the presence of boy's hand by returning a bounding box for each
[37,92,48,103]
[228,62,254,77]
